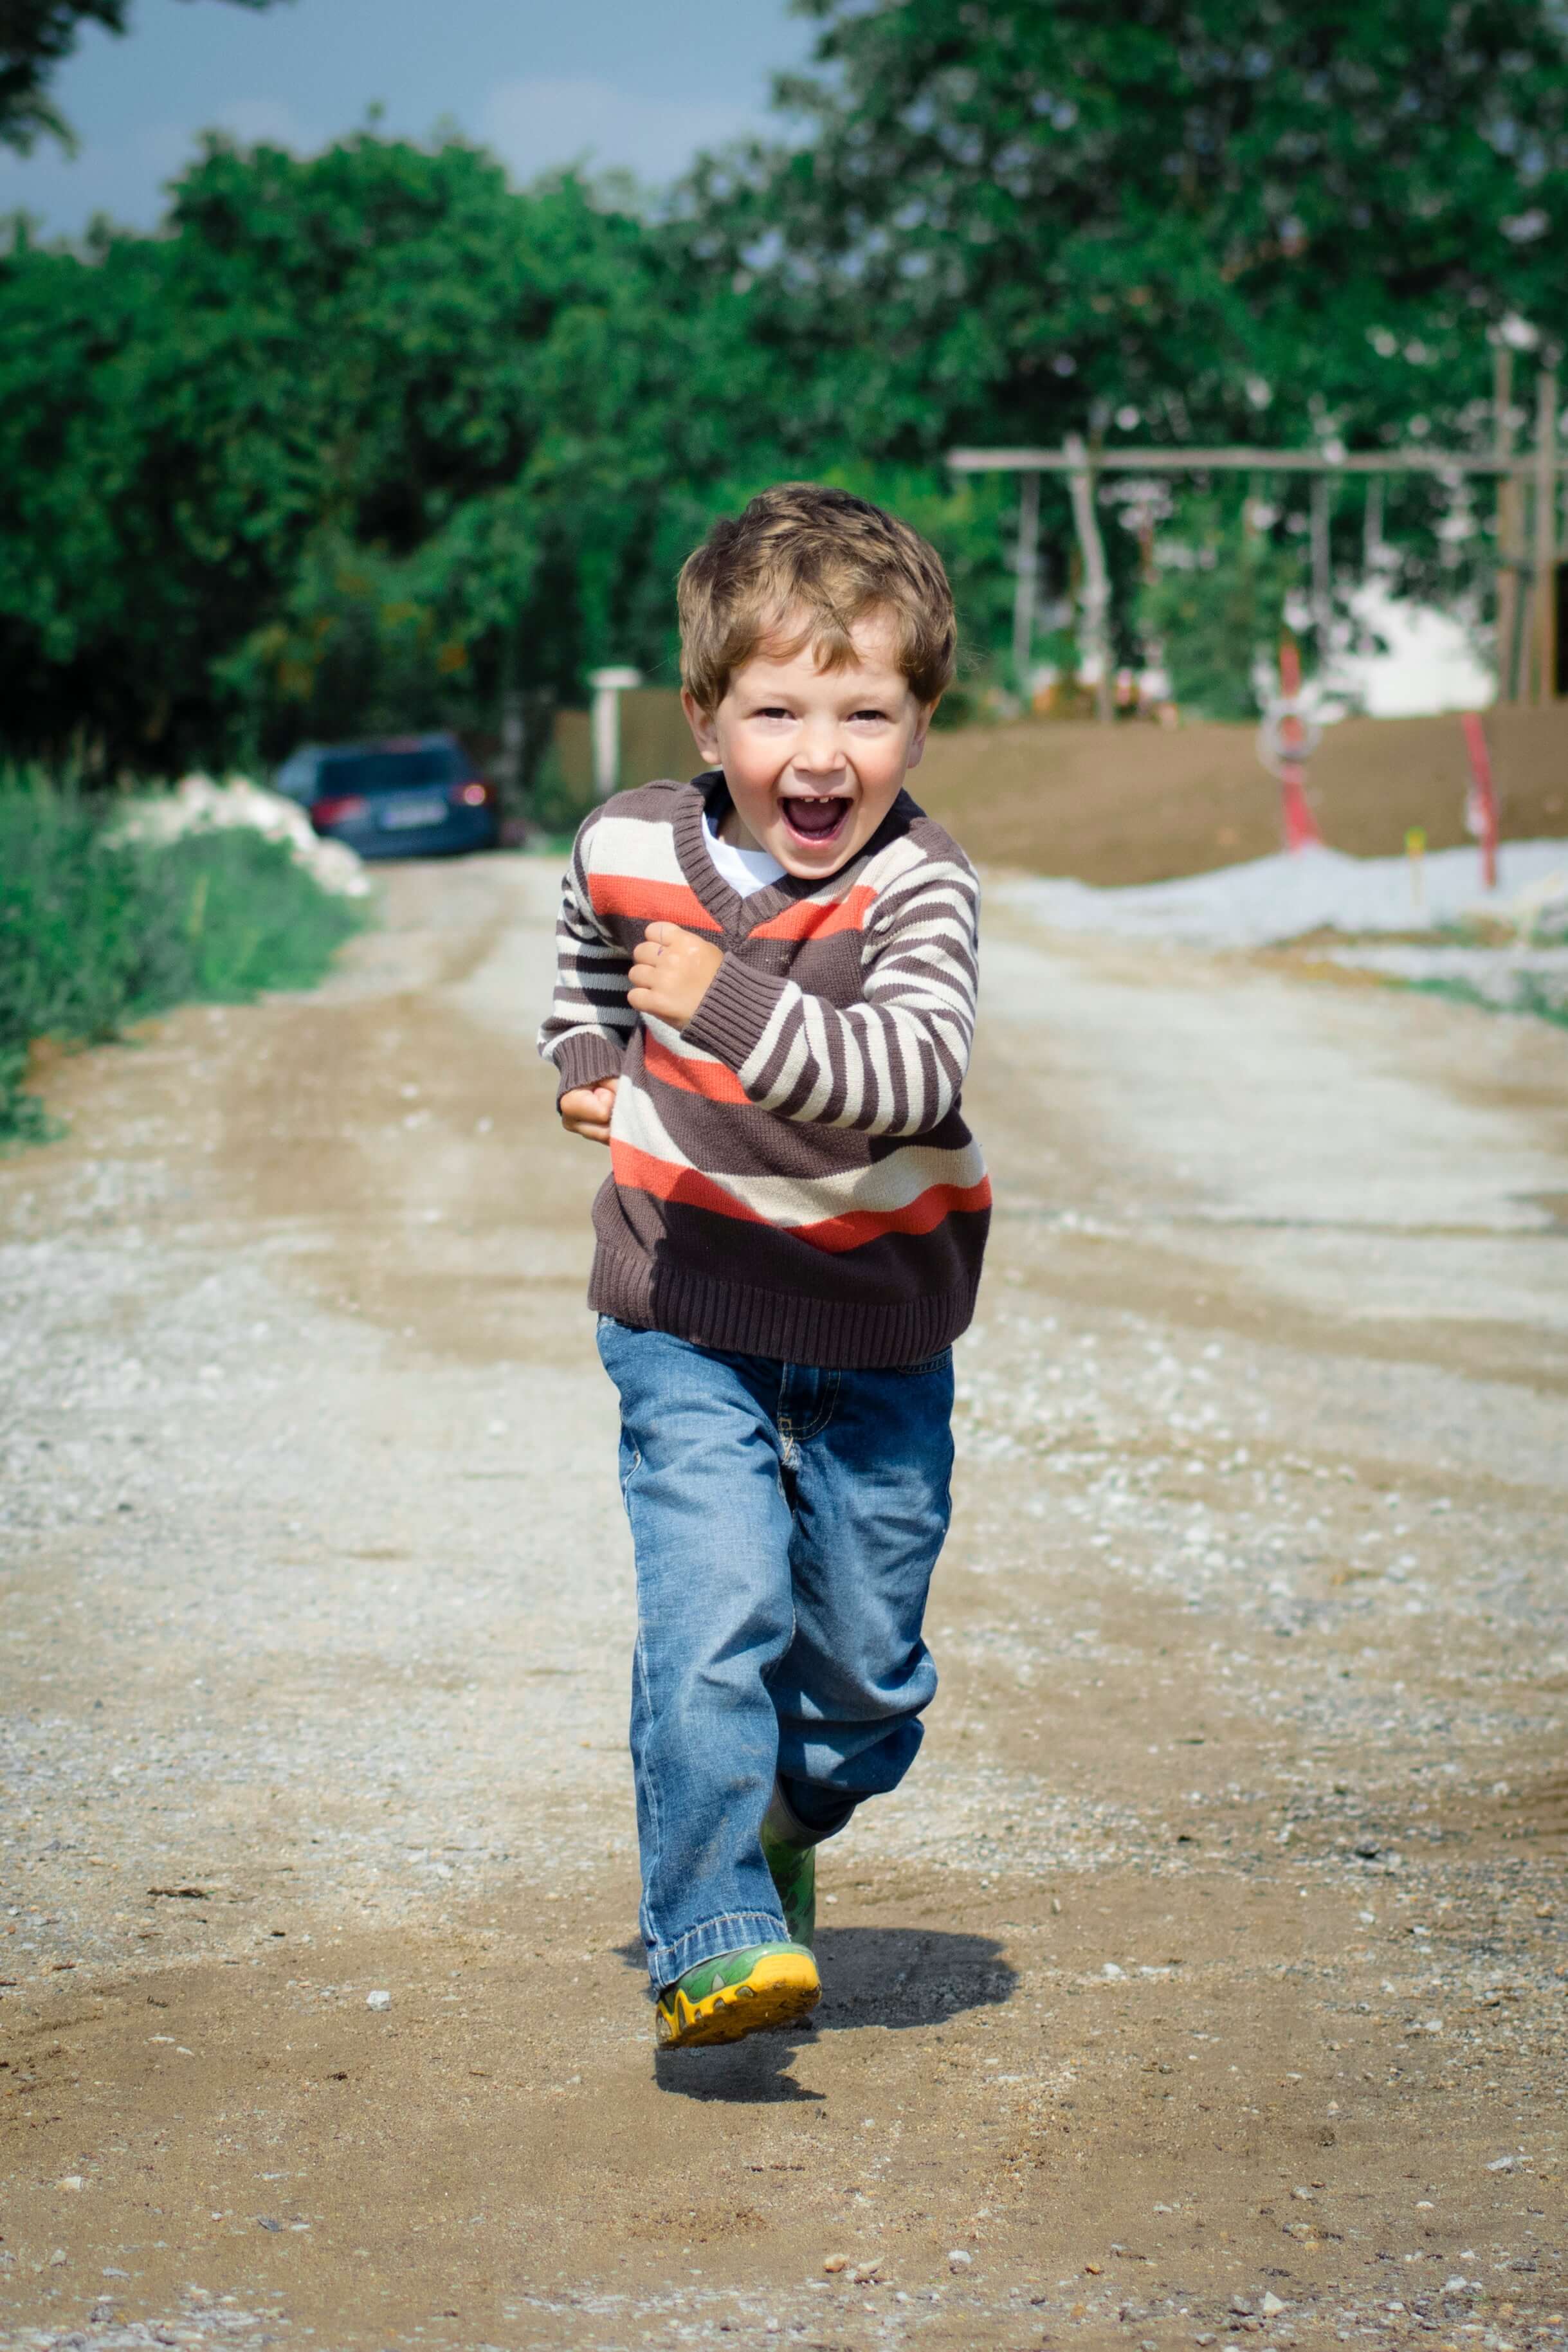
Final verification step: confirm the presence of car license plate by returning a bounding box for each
[380,797,447,830]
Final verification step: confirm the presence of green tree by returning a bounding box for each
[692,0,1568,455]
[1141,493,1299,719]
[1,1,293,154]
[0,134,783,769]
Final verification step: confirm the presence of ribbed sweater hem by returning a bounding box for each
[589,1241,978,1370]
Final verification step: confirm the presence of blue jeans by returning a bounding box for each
[596,1317,954,1992]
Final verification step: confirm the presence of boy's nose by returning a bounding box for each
[794,729,848,781]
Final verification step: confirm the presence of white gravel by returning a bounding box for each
[996,839,1568,950]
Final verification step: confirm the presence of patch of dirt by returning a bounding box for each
[917,705,1568,884]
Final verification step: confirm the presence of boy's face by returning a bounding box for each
[682,611,935,879]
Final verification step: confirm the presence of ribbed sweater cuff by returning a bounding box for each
[547,1032,626,1104]
[684,953,788,1071]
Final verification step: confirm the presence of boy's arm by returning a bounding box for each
[681,854,980,1138]
[536,823,636,1100]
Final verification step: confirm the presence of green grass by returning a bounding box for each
[1402,973,1568,1031]
[1,772,366,1143]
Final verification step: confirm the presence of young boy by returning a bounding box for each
[538,483,989,2048]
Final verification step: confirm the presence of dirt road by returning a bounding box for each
[3,854,1565,2352]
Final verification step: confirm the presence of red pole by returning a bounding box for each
[1460,711,1499,891]
[1277,635,1323,852]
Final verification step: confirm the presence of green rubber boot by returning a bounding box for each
[655,1942,820,2048]
[760,1790,819,1949]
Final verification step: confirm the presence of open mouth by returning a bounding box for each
[781,794,852,845]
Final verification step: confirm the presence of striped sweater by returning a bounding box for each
[538,772,990,1367]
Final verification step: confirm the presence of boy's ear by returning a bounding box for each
[904,696,939,770]
[682,688,722,767]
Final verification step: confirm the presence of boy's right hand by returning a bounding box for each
[558,1078,619,1145]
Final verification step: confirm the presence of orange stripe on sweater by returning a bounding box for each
[587,875,723,931]
[747,884,876,942]
[641,1033,751,1105]
[610,1141,768,1224]
[610,1145,992,1253]
[790,1176,993,1254]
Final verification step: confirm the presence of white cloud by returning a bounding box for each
[478,74,751,189]
[214,97,317,149]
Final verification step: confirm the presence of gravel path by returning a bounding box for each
[2,855,1565,2352]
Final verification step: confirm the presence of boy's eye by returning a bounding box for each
[849,707,890,722]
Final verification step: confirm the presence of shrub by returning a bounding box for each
[0,774,365,1142]
[1140,498,1300,722]
[525,742,600,847]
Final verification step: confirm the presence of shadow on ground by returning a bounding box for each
[631,1928,1018,2101]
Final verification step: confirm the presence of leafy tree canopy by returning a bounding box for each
[688,0,1568,457]
[0,134,795,766]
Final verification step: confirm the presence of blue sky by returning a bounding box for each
[1,0,814,237]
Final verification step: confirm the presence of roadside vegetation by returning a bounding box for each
[1404,971,1568,1029]
[0,774,364,1143]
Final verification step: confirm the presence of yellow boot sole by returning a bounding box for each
[655,1946,821,2049]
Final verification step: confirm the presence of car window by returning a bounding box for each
[274,748,322,798]
[316,746,460,792]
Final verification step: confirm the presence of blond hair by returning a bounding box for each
[677,483,956,713]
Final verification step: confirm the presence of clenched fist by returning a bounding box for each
[558,1075,619,1144]
[628,922,724,1029]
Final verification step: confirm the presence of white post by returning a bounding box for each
[497,688,525,799]
[1535,363,1559,704]
[587,666,643,798]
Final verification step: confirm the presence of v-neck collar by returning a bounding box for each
[675,771,915,940]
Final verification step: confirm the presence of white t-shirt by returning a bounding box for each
[704,810,785,898]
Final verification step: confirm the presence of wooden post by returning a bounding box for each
[1493,345,1518,704]
[1363,474,1384,572]
[949,441,1568,481]
[1310,473,1334,661]
[1012,468,1040,703]
[1066,433,1113,722]
[1534,361,1559,703]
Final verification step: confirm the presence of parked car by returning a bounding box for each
[274,733,500,859]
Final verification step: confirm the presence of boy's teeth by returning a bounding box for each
[785,795,849,838]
